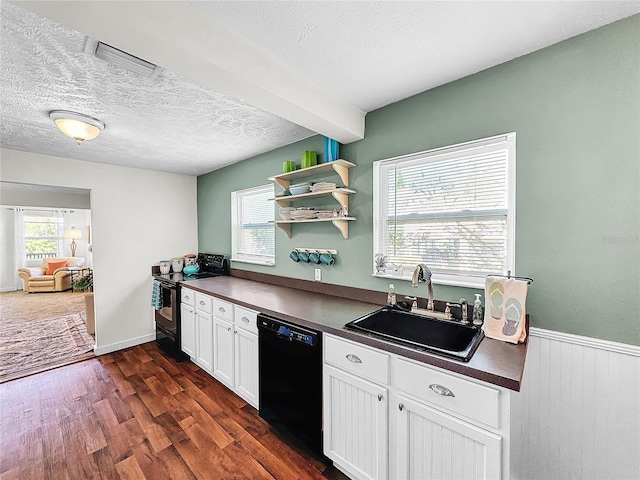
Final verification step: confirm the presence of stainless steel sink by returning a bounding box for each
[344,307,484,362]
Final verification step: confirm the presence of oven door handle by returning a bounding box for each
[159,281,176,290]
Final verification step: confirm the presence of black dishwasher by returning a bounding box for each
[258,313,323,456]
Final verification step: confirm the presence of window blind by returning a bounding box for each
[374,134,515,285]
[232,184,275,265]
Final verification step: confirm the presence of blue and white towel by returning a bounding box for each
[151,280,163,310]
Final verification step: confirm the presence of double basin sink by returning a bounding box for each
[344,307,484,362]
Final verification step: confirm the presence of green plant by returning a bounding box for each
[72,272,93,291]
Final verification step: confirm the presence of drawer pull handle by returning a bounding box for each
[184,295,189,300]
[227,327,231,332]
[429,384,455,397]
[398,403,404,411]
[346,354,362,364]
[242,316,249,323]
[199,300,205,305]
[378,394,383,402]
[219,307,225,313]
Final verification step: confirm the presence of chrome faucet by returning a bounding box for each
[445,299,469,323]
[411,264,434,312]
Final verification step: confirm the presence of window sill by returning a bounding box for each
[231,258,275,267]
[371,272,486,290]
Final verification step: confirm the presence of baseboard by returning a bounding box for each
[1,287,20,292]
[94,333,156,356]
[529,326,640,356]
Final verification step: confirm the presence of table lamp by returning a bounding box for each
[64,228,82,257]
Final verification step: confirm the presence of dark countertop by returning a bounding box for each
[183,276,528,391]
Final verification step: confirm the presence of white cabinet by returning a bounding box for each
[181,289,259,409]
[396,394,501,480]
[211,296,234,389]
[213,316,235,388]
[324,365,388,480]
[323,334,511,480]
[191,291,213,373]
[233,306,259,408]
[323,335,390,480]
[195,310,213,373]
[393,357,506,480]
[213,303,259,409]
[180,302,196,358]
[180,288,196,358]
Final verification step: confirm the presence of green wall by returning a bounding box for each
[198,15,640,345]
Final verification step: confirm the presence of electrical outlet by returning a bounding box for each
[314,268,322,282]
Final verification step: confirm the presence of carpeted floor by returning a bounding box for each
[0,290,86,323]
[0,290,94,382]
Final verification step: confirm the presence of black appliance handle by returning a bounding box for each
[158,281,177,291]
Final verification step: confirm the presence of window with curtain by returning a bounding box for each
[231,184,275,266]
[373,133,516,288]
[22,209,65,261]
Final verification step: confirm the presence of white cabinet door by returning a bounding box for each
[195,310,213,373]
[234,327,258,408]
[395,394,501,480]
[180,303,196,358]
[213,316,234,388]
[323,364,388,480]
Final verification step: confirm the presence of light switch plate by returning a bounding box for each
[314,268,322,282]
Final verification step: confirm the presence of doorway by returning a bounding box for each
[0,181,95,383]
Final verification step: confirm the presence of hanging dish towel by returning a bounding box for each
[151,280,163,310]
[482,276,528,344]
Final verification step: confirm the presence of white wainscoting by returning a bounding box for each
[511,328,640,480]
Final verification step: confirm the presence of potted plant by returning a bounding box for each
[72,271,93,292]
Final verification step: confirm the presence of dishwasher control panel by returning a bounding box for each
[258,315,319,347]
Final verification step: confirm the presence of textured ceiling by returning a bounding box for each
[1,1,638,177]
[0,2,314,176]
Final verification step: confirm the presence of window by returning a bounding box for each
[373,133,515,288]
[23,210,64,261]
[231,184,275,266]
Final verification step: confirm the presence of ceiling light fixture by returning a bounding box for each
[49,110,105,145]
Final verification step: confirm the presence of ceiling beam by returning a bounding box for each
[14,1,365,143]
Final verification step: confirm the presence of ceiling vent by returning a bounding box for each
[84,38,162,79]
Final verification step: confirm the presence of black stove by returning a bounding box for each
[153,253,229,360]
[153,253,230,285]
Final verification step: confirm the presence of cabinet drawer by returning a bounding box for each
[211,297,233,321]
[396,358,501,429]
[324,335,389,385]
[195,292,212,314]
[181,288,196,307]
[234,306,258,334]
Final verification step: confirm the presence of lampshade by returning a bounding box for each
[49,110,105,145]
[64,228,82,240]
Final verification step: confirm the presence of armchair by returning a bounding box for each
[18,257,86,293]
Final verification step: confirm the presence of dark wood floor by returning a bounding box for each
[0,342,348,480]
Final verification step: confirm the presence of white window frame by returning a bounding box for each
[231,184,275,266]
[23,209,65,261]
[373,133,516,289]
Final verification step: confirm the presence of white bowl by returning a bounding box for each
[289,185,311,195]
